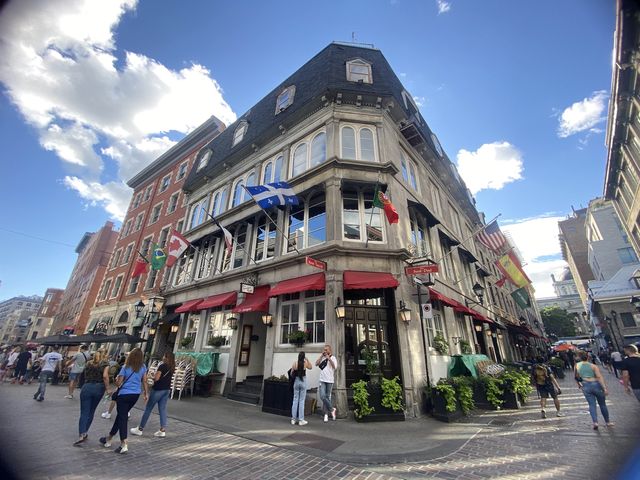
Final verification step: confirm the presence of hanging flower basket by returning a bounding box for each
[287,329,309,347]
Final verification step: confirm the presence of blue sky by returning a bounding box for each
[0,0,614,300]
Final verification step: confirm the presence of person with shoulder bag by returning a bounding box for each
[316,344,338,422]
[130,352,175,438]
[532,356,564,418]
[73,349,111,446]
[100,348,148,454]
[290,351,312,426]
[66,345,89,399]
[575,351,613,430]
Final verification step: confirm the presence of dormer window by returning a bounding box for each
[275,86,296,114]
[197,149,212,171]
[431,133,444,157]
[346,59,372,84]
[232,121,248,147]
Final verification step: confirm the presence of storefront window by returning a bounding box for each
[184,314,200,347]
[205,307,234,346]
[279,291,325,344]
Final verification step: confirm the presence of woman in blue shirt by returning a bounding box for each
[100,348,148,453]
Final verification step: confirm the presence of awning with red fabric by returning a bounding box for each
[175,299,204,314]
[269,273,325,297]
[198,291,237,310]
[428,288,459,308]
[430,288,494,323]
[232,285,270,313]
[343,271,399,290]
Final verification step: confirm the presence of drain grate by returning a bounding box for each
[283,432,345,452]
[489,418,514,427]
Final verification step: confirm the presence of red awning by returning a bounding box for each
[198,291,237,310]
[473,313,494,324]
[232,285,270,313]
[428,288,459,308]
[343,271,399,290]
[175,299,204,314]
[269,273,325,297]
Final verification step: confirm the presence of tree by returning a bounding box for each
[540,306,577,337]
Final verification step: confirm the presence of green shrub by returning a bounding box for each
[352,380,375,418]
[479,375,504,409]
[381,376,404,412]
[451,376,475,414]
[548,357,564,369]
[435,380,457,412]
[459,340,473,354]
[433,335,449,355]
[502,369,533,399]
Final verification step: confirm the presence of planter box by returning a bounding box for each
[355,383,405,422]
[431,391,463,423]
[551,366,565,379]
[501,389,522,409]
[262,380,292,416]
[472,383,493,410]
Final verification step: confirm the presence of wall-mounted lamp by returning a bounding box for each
[472,282,485,305]
[485,329,492,337]
[134,300,145,319]
[227,317,239,330]
[170,324,179,334]
[497,332,503,340]
[398,300,412,323]
[148,327,156,336]
[474,324,483,332]
[261,313,273,327]
[335,298,346,321]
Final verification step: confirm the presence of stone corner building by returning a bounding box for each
[143,42,545,417]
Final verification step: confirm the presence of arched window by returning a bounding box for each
[190,196,210,230]
[274,155,283,182]
[262,161,273,184]
[360,128,374,161]
[232,180,244,208]
[232,121,248,147]
[246,172,256,189]
[292,143,307,177]
[310,132,326,167]
[341,127,356,160]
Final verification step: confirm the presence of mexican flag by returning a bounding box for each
[372,186,399,224]
[151,244,167,270]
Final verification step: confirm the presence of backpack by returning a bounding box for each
[534,364,549,385]
[108,364,120,381]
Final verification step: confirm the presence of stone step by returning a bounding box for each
[227,391,260,405]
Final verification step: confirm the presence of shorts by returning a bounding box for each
[69,372,81,381]
[537,384,557,399]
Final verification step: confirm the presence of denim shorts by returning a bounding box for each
[69,372,81,381]
[536,384,557,399]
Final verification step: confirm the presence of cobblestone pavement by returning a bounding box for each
[0,371,638,480]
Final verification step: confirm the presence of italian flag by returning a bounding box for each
[372,186,399,224]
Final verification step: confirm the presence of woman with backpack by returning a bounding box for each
[575,351,613,430]
[130,351,175,438]
[290,351,312,426]
[74,349,110,446]
[100,348,148,454]
[532,357,564,418]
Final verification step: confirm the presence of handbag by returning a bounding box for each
[147,366,170,387]
[113,370,134,400]
[318,358,328,370]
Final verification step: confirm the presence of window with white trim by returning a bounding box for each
[262,155,284,183]
[232,121,248,147]
[176,220,184,234]
[439,236,458,282]
[159,174,171,193]
[341,125,377,162]
[253,213,277,262]
[409,208,432,258]
[100,279,112,301]
[205,307,234,347]
[428,180,442,215]
[174,249,194,286]
[342,185,384,243]
[189,195,210,230]
[167,192,179,214]
[231,170,256,208]
[286,191,326,252]
[122,219,133,237]
[132,193,142,209]
[400,150,417,190]
[291,130,326,177]
[275,86,295,114]
[149,202,163,225]
[428,310,446,343]
[195,236,217,280]
[110,249,122,269]
[134,213,145,231]
[140,236,153,258]
[143,186,153,202]
[110,275,123,298]
[158,227,170,248]
[127,275,140,295]
[144,269,158,290]
[122,243,134,264]
[279,291,325,344]
[220,224,247,272]
[197,149,212,171]
[184,314,200,346]
[177,161,189,180]
[346,58,372,84]
[211,187,228,216]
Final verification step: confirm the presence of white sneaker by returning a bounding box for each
[64,394,73,399]
[323,414,328,423]
[331,408,337,421]
[130,427,143,436]
[153,430,166,437]
[128,412,131,418]
[291,419,297,425]
[101,412,111,419]
[298,420,308,426]
[556,411,565,417]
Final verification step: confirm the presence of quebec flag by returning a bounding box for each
[245,181,299,208]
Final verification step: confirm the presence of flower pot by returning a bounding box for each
[261,379,293,416]
[431,390,463,423]
[501,390,521,409]
[354,382,405,422]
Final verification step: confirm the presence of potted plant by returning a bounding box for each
[459,340,473,355]
[287,329,308,347]
[180,337,193,349]
[207,335,226,348]
[476,375,505,410]
[501,369,533,408]
[361,347,382,384]
[431,379,463,422]
[262,374,292,416]
[433,334,450,355]
[352,376,406,422]
[548,357,565,379]
[352,380,375,420]
[451,376,475,414]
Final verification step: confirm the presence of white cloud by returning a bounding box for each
[413,96,426,108]
[456,142,524,194]
[436,0,451,14]
[557,90,608,138]
[0,0,237,221]
[502,215,567,298]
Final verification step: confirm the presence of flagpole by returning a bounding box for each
[364,183,379,249]
[240,185,306,258]
[204,209,260,266]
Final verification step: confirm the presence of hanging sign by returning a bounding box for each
[420,303,433,319]
[405,264,439,275]
[240,283,255,294]
[305,256,327,270]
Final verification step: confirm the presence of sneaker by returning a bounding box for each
[541,410,546,419]
[130,427,143,436]
[298,420,308,426]
[128,412,131,418]
[153,430,166,438]
[331,408,337,421]
[323,414,328,423]
[114,445,128,454]
[33,393,39,400]
[291,419,297,425]
[99,437,112,448]
[64,394,73,399]
[556,411,565,417]
[101,412,111,419]
[36,397,43,402]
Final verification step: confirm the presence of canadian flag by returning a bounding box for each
[166,229,191,267]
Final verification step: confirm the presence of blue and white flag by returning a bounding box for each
[245,181,299,208]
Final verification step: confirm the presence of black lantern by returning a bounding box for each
[472,283,485,305]
[227,317,239,330]
[335,298,346,321]
[398,300,412,323]
[134,300,145,319]
[261,313,273,327]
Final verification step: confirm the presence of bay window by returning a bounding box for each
[220,224,248,272]
[341,125,377,161]
[253,213,277,262]
[286,191,326,252]
[291,130,326,177]
[342,185,384,243]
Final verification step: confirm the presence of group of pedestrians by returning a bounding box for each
[0,346,39,384]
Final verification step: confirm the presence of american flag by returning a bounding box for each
[476,221,506,252]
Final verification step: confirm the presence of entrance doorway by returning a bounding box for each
[343,289,401,387]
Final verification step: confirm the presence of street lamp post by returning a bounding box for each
[135,296,165,360]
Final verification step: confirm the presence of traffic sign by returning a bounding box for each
[240,283,255,294]
[405,264,439,275]
[305,256,326,270]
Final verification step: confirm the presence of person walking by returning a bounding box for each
[620,344,640,402]
[101,354,127,419]
[12,347,31,384]
[74,349,111,446]
[575,351,613,429]
[290,351,312,426]
[611,350,623,378]
[5,347,19,382]
[100,348,148,454]
[65,345,89,399]
[130,352,175,438]
[33,345,63,401]
[532,357,565,418]
[315,344,338,422]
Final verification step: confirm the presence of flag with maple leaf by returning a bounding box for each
[166,229,190,267]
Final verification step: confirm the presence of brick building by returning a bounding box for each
[26,288,65,340]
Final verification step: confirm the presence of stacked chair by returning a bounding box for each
[170,357,196,400]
